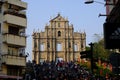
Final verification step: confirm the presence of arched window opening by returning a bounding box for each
[69,42,71,48]
[47,42,50,48]
[58,31,61,37]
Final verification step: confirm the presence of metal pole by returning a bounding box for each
[89,42,94,74]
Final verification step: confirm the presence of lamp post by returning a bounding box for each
[89,42,94,74]
[85,0,114,5]
[85,0,106,17]
[85,0,104,4]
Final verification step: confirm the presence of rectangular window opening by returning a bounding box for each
[40,43,44,51]
[57,43,62,51]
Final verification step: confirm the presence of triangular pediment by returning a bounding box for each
[50,14,68,22]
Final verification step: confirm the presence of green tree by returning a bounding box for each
[93,39,111,61]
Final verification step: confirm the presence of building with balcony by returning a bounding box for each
[0,0,27,79]
[32,14,86,64]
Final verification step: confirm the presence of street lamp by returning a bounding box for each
[85,0,94,4]
[85,0,104,4]
[85,0,114,5]
[85,0,113,17]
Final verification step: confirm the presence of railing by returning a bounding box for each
[4,9,26,18]
[3,33,26,47]
[2,54,26,66]
[4,0,27,10]
[4,13,27,27]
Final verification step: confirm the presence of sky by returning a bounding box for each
[23,0,106,61]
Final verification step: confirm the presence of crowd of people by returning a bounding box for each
[24,60,119,80]
[32,60,93,80]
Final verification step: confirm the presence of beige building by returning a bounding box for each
[0,0,27,80]
[32,14,86,64]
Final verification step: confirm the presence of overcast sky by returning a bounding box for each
[23,0,106,61]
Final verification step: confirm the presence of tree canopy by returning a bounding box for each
[87,39,111,61]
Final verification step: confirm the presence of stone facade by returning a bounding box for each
[32,14,86,64]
